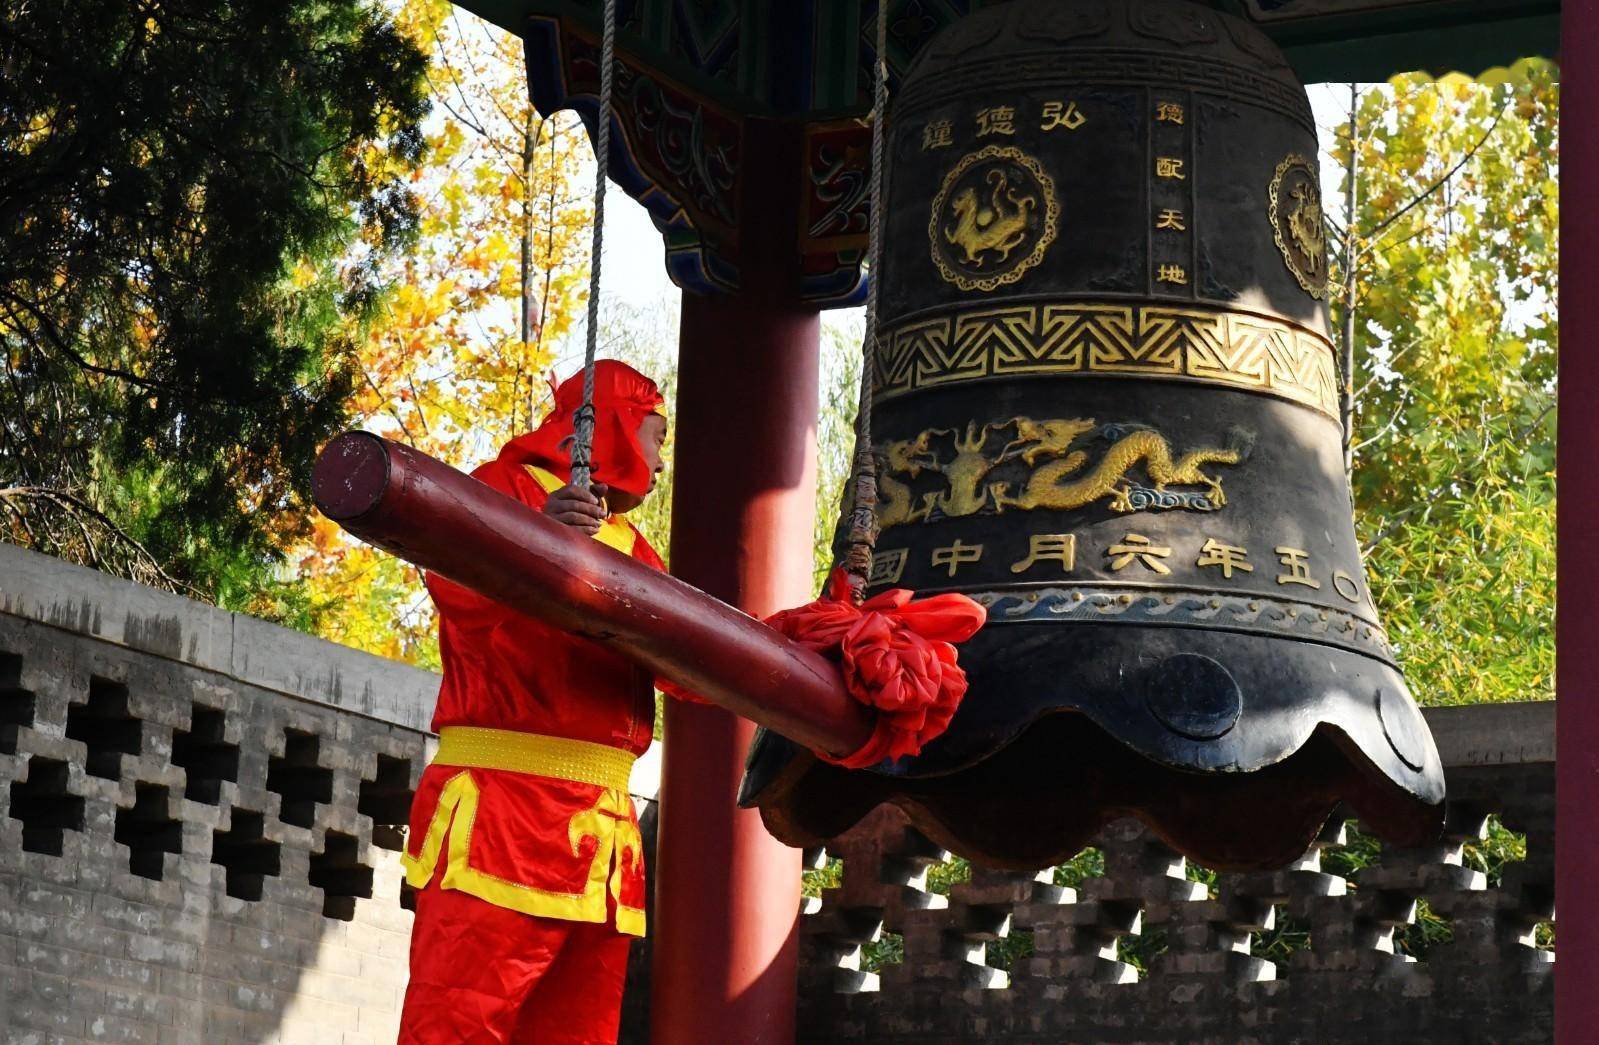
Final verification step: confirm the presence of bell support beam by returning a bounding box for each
[1557,2,1594,1040]
[651,117,819,1045]
[310,433,872,758]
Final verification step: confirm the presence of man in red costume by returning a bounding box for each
[398,360,671,1044]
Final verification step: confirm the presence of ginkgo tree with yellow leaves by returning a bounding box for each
[293,1,596,666]
[1332,62,1558,707]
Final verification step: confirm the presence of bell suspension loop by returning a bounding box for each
[568,0,618,492]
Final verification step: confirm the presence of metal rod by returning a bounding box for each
[1341,81,1360,480]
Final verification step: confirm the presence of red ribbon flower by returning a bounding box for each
[658,571,985,768]
[766,570,986,769]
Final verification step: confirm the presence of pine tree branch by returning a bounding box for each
[0,291,171,392]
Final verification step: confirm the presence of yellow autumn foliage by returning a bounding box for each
[292,1,595,667]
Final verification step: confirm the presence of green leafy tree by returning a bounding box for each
[1333,63,1557,706]
[0,0,429,610]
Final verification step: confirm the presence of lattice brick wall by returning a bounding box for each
[0,543,1557,1045]
[795,703,1554,1044]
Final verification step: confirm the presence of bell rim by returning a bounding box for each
[742,710,1446,872]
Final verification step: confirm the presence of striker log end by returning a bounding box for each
[313,432,391,522]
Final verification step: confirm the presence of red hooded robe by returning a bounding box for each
[400,361,667,938]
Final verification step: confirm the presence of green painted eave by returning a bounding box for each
[1223,1,1560,83]
[457,0,1560,109]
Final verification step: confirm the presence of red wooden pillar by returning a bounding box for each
[651,118,818,1044]
[1558,4,1595,1040]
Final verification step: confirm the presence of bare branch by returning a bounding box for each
[1362,504,1425,557]
[1515,398,1557,446]
[1368,219,1446,269]
[1324,212,1347,244]
[0,485,198,595]
[357,362,417,445]
[1359,99,1509,255]
[468,18,533,134]
[1350,396,1408,456]
[435,11,523,168]
[406,373,434,438]
[1356,340,1421,399]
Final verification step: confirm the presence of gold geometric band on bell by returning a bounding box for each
[875,302,1339,420]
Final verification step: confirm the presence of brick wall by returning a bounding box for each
[0,543,438,1043]
[791,701,1555,1044]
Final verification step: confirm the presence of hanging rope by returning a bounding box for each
[568,0,618,493]
[841,8,893,600]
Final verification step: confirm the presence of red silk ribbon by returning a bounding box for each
[657,571,987,768]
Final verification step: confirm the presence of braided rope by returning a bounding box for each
[569,0,618,492]
[842,8,892,599]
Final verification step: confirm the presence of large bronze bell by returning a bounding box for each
[741,0,1444,870]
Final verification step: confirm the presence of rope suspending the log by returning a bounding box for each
[568,0,618,492]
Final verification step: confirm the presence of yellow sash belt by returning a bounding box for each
[433,726,636,791]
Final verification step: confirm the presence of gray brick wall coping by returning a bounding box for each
[0,541,439,733]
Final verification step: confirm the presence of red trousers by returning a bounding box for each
[399,879,633,1044]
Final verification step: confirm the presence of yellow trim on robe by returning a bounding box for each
[401,731,648,936]
[524,465,638,555]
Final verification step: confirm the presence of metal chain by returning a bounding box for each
[842,8,892,599]
[569,0,618,492]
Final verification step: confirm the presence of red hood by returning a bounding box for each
[498,360,665,497]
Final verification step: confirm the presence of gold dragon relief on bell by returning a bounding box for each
[874,416,1255,529]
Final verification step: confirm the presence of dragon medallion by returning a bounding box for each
[1269,153,1330,299]
[929,145,1060,292]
